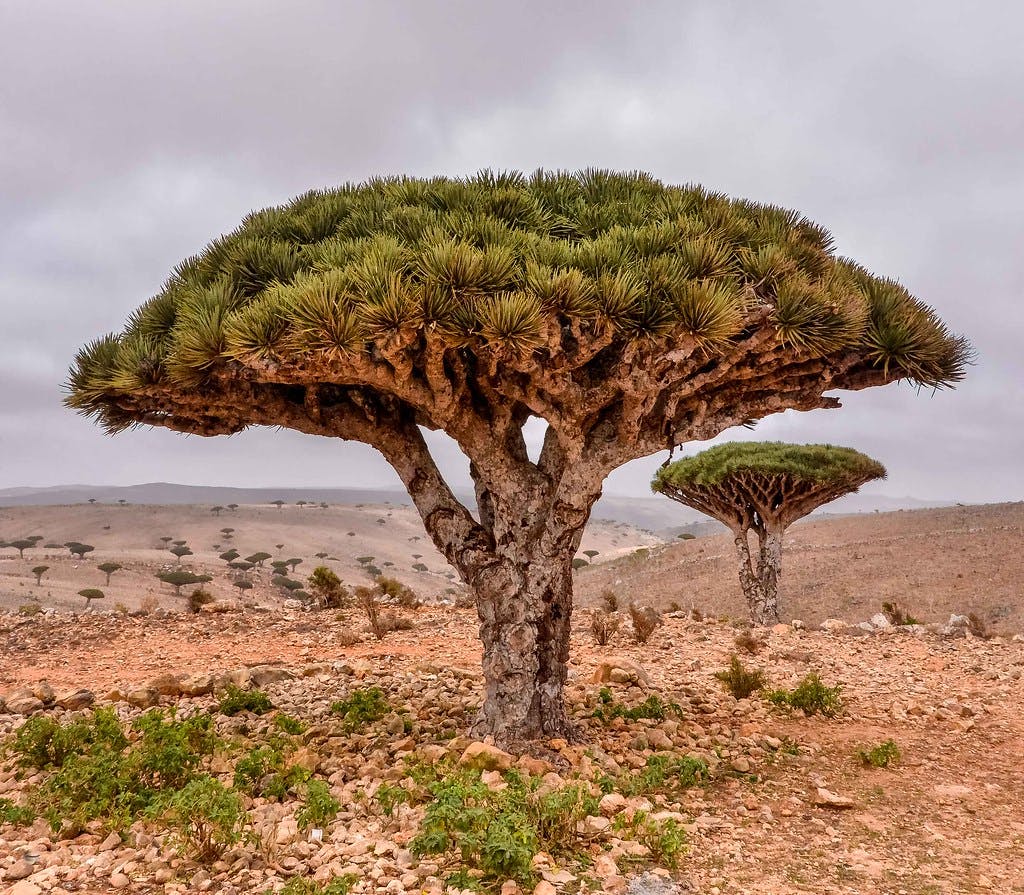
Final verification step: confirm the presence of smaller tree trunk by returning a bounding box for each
[732,526,783,626]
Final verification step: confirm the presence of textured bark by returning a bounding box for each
[732,525,783,626]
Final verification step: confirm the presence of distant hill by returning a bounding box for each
[0,482,954,532]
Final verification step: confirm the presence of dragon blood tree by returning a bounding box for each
[653,442,886,625]
[65,170,968,745]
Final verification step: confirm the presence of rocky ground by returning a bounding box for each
[2,606,1023,895]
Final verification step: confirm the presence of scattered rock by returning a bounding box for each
[458,741,514,771]
[55,688,95,710]
[814,787,855,809]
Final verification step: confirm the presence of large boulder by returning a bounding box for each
[458,741,515,772]
[591,658,652,688]
[55,689,95,711]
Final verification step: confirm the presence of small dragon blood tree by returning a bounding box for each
[65,170,968,745]
[653,442,887,625]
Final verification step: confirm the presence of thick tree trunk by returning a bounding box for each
[471,550,574,745]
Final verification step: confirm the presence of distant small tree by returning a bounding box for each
[32,565,49,585]
[319,502,328,509]
[9,539,35,558]
[228,503,239,511]
[169,545,193,564]
[233,577,254,594]
[308,566,348,608]
[157,570,212,596]
[271,500,284,510]
[97,561,123,585]
[583,549,600,559]
[211,505,224,517]
[88,498,97,504]
[246,552,271,567]
[271,561,289,575]
[172,539,188,546]
[117,499,127,506]
[286,557,302,572]
[272,575,304,594]
[314,551,328,559]
[219,549,240,562]
[653,442,886,624]
[296,500,308,509]
[228,560,255,571]
[65,542,95,559]
[160,536,174,547]
[79,588,105,608]
[356,556,374,566]
[275,543,285,552]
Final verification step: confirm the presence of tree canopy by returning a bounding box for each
[67,169,967,447]
[653,441,887,529]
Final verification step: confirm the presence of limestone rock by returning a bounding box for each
[814,787,855,809]
[458,741,514,772]
[126,687,160,708]
[4,860,33,882]
[144,673,182,696]
[591,658,651,688]
[56,688,95,711]
[249,665,295,687]
[5,695,44,715]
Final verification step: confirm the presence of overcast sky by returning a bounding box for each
[1,1,1021,504]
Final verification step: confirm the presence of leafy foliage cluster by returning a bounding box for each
[217,684,274,716]
[330,687,391,731]
[592,688,682,723]
[67,170,969,431]
[766,673,844,717]
[653,442,887,491]
[856,740,901,769]
[714,655,767,699]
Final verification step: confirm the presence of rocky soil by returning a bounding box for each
[2,606,1023,895]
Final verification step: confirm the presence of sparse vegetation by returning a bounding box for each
[154,774,250,861]
[857,740,901,768]
[331,687,390,731]
[628,603,663,644]
[218,685,273,716]
[767,673,843,717]
[79,587,105,607]
[714,655,767,699]
[881,601,920,626]
[296,779,340,830]
[590,609,620,646]
[31,564,49,585]
[308,566,349,608]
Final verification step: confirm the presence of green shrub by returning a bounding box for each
[233,743,310,799]
[617,754,708,797]
[714,655,767,699]
[375,782,413,817]
[152,775,250,862]
[856,740,901,768]
[274,713,306,735]
[593,689,680,723]
[218,684,273,716]
[411,769,598,886]
[296,779,340,830]
[17,603,42,616]
[15,708,218,833]
[0,797,35,826]
[614,812,688,869]
[766,673,843,717]
[331,687,390,731]
[10,707,126,770]
[276,876,359,895]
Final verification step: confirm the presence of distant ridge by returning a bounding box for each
[0,483,955,533]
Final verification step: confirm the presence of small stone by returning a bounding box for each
[180,674,215,697]
[249,665,295,687]
[5,882,43,895]
[458,741,514,772]
[126,687,160,708]
[501,880,521,895]
[6,695,44,715]
[99,830,122,851]
[56,688,95,710]
[730,757,751,773]
[532,881,557,895]
[814,787,855,809]
[109,871,131,888]
[599,792,626,816]
[5,860,34,881]
[584,815,611,835]
[144,673,182,696]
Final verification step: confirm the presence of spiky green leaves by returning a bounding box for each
[66,169,969,426]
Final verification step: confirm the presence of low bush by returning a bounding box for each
[296,779,340,830]
[187,588,215,614]
[276,876,358,895]
[0,797,35,826]
[331,687,391,731]
[628,604,663,644]
[593,688,682,723]
[714,655,767,700]
[273,713,306,735]
[11,708,218,834]
[590,609,620,646]
[153,774,250,861]
[856,740,901,768]
[613,812,688,869]
[733,628,764,654]
[615,754,708,798]
[766,673,843,718]
[218,684,273,716]
[599,589,619,612]
[411,768,598,886]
